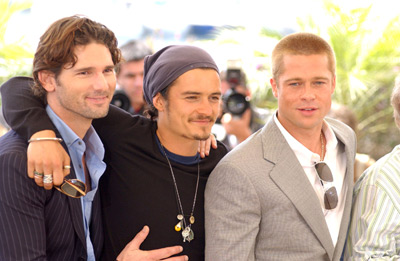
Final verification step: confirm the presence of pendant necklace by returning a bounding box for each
[160,145,200,242]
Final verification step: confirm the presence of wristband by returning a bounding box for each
[28,137,63,143]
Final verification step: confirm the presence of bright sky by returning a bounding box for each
[7,0,313,46]
[4,0,398,71]
[8,0,391,46]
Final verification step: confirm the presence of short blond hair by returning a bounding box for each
[271,32,336,80]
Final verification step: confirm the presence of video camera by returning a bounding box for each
[222,68,250,117]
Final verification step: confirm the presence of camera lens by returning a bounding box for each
[111,89,131,112]
[225,92,249,116]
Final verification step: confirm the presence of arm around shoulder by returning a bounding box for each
[1,77,70,186]
[1,76,55,139]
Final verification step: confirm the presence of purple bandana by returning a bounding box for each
[143,45,219,105]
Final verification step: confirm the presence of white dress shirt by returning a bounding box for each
[274,113,347,246]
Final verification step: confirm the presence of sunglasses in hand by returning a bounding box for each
[55,179,87,198]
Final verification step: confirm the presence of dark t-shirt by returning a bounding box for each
[94,108,228,260]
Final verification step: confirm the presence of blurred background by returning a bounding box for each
[1,0,400,161]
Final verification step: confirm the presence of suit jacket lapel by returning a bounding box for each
[60,139,87,252]
[328,119,355,259]
[261,120,335,259]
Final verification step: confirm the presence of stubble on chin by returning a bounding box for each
[193,132,211,141]
[84,104,110,119]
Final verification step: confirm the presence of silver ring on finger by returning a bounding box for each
[63,165,71,169]
[33,171,44,179]
[43,174,53,184]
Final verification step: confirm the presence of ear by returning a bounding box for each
[270,78,278,98]
[38,71,57,92]
[331,75,336,94]
[153,93,166,112]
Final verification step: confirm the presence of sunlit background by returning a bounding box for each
[3,0,398,70]
[1,0,400,159]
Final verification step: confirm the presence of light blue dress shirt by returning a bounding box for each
[46,106,106,261]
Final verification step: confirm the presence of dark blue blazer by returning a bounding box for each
[0,129,103,260]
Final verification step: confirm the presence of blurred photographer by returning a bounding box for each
[112,40,153,114]
[215,69,272,150]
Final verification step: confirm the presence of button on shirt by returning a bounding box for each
[273,113,347,246]
[47,106,106,261]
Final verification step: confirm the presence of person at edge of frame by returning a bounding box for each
[343,76,400,260]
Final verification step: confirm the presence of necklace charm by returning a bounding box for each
[182,226,190,239]
[175,214,184,231]
[182,226,194,242]
[160,144,200,243]
[175,220,182,231]
[187,228,194,242]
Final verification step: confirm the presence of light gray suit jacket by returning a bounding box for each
[204,117,356,261]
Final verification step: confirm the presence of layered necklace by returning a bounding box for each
[320,132,325,161]
[160,144,200,243]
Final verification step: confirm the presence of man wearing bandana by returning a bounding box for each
[1,45,228,260]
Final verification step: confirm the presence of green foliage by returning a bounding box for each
[206,0,400,159]
[298,1,400,159]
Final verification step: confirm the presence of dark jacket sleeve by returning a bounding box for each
[0,76,55,140]
[0,134,48,260]
[1,76,134,142]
